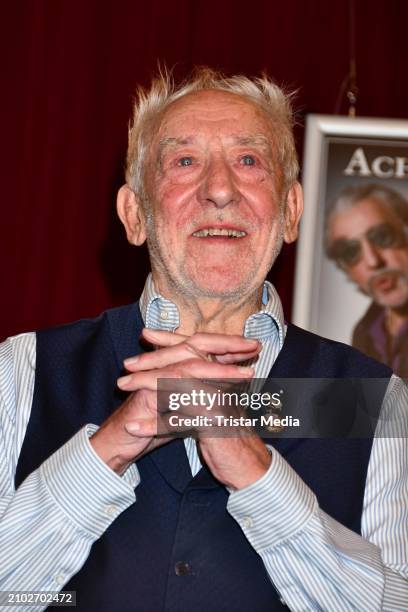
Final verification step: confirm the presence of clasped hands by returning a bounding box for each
[90,328,272,490]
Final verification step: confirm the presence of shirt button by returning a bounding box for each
[55,574,65,585]
[160,310,168,320]
[105,504,117,516]
[242,516,253,528]
[174,561,191,576]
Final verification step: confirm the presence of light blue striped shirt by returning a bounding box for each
[0,276,407,611]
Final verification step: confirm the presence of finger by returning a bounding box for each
[124,342,205,372]
[124,417,160,437]
[124,413,198,438]
[141,328,260,355]
[213,349,261,364]
[117,359,254,391]
[127,414,213,438]
[141,328,188,346]
[188,334,260,355]
[124,342,261,372]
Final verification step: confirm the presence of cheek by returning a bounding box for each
[242,186,279,225]
[253,202,282,241]
[348,265,368,287]
[155,183,198,230]
[385,250,408,271]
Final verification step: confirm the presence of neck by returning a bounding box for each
[384,304,408,337]
[152,273,263,336]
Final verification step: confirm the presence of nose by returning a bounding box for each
[360,238,384,269]
[198,157,240,209]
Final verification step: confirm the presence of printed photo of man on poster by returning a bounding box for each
[294,116,408,379]
[325,183,408,377]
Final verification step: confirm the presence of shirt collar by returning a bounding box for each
[139,273,285,348]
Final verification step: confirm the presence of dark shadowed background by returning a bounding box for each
[1,0,407,340]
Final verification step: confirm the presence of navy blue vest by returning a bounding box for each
[15,303,391,611]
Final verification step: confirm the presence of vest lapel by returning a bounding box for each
[108,303,193,492]
[107,302,146,366]
[265,323,320,455]
[146,439,193,493]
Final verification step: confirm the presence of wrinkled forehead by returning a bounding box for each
[153,89,275,143]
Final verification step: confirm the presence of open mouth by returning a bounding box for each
[370,271,400,293]
[192,228,247,238]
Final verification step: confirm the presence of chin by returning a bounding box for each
[374,290,408,310]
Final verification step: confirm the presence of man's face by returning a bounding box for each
[141,90,299,299]
[328,197,408,309]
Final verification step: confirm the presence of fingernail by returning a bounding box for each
[238,366,254,375]
[125,421,140,434]
[244,339,261,349]
[117,375,132,388]
[124,356,139,366]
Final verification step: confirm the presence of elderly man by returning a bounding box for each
[326,184,408,377]
[1,69,407,611]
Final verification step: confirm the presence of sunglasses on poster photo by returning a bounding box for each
[328,223,408,269]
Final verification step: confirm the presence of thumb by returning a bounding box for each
[124,418,156,437]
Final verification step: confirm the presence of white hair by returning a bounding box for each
[125,66,299,198]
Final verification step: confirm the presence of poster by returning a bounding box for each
[293,115,408,376]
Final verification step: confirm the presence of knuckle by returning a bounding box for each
[192,332,205,341]
[184,357,206,371]
[167,366,183,379]
[190,332,210,345]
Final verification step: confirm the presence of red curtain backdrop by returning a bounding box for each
[1,0,407,339]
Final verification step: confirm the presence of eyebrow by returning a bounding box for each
[157,134,272,162]
[159,134,271,146]
[158,137,195,161]
[232,134,272,148]
[158,137,195,149]
[157,137,194,167]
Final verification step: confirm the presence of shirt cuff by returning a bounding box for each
[227,446,317,552]
[40,425,140,539]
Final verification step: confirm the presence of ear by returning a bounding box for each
[116,184,147,246]
[283,181,304,244]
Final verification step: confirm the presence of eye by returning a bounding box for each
[367,223,398,248]
[328,239,361,268]
[339,241,361,267]
[177,156,193,167]
[241,154,256,166]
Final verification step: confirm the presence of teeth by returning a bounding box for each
[193,228,247,238]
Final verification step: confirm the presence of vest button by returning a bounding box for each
[174,561,191,576]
